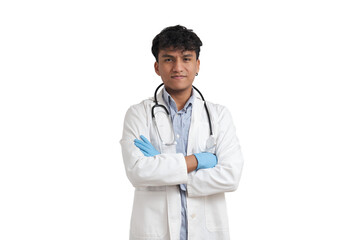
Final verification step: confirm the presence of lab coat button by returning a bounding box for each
[191,213,196,219]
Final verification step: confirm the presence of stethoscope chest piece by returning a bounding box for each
[206,135,216,150]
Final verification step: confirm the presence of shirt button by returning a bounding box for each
[176,134,180,139]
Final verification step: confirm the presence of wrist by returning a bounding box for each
[185,155,198,173]
[193,153,202,170]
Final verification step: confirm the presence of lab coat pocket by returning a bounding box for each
[205,193,229,232]
[130,190,168,238]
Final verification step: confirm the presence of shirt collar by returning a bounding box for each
[163,87,194,113]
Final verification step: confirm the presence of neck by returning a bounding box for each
[165,86,192,111]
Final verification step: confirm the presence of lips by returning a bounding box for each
[171,75,186,79]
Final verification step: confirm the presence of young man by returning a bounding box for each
[120,25,244,240]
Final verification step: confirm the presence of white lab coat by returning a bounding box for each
[120,89,244,240]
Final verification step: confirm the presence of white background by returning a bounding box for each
[1,0,359,239]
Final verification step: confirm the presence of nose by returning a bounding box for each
[172,59,183,73]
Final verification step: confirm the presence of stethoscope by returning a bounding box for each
[151,83,216,151]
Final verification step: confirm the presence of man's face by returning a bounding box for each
[154,48,200,93]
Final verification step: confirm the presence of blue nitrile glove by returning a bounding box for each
[134,135,160,157]
[193,152,218,170]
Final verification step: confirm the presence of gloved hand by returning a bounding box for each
[193,152,218,170]
[134,135,160,157]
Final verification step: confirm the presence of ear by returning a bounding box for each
[154,62,160,76]
[196,59,200,73]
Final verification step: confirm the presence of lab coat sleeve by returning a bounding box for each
[187,106,244,197]
[120,103,188,187]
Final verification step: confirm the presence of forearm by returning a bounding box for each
[187,106,244,197]
[187,151,244,197]
[185,155,197,173]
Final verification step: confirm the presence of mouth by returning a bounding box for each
[171,75,186,80]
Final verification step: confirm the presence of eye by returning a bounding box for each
[184,58,191,62]
[164,58,172,62]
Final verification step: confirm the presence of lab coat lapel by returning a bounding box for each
[153,89,175,153]
[187,91,204,156]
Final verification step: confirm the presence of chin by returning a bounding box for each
[165,84,192,93]
[165,81,193,90]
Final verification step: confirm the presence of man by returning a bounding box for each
[120,25,244,240]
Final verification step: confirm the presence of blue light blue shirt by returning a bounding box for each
[163,88,194,240]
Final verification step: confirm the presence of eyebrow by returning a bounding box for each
[161,54,175,58]
[160,53,194,58]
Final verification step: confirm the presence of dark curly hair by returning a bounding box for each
[151,25,203,62]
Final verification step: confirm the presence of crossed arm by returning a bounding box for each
[121,104,244,197]
[134,135,217,173]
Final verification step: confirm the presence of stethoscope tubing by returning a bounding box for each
[192,85,213,136]
[152,83,213,136]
